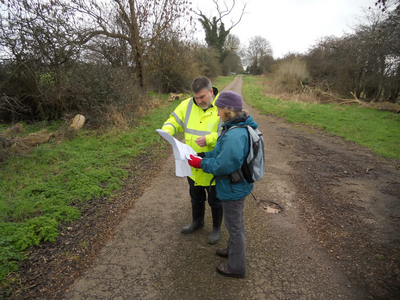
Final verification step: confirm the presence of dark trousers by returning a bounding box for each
[223,198,246,275]
[187,177,221,208]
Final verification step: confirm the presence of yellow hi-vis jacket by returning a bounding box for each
[162,87,222,186]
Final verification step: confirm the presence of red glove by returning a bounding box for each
[188,154,202,169]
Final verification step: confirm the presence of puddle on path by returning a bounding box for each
[261,200,283,214]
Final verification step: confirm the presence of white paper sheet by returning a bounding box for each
[156,129,198,177]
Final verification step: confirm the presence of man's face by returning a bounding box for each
[193,88,214,109]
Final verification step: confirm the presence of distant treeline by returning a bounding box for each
[0,0,398,124]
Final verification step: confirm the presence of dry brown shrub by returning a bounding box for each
[265,66,400,111]
[54,124,77,142]
[105,106,130,131]
[263,74,319,104]
[135,106,147,119]
[0,134,36,161]
[102,94,165,130]
[333,107,346,111]
[148,97,165,109]
[0,137,12,162]
[0,149,8,162]
[3,123,24,135]
[370,101,400,113]
[0,124,45,160]
[271,57,310,94]
[283,91,319,104]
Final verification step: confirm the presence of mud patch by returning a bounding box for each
[288,131,400,300]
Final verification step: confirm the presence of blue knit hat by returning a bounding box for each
[215,91,243,111]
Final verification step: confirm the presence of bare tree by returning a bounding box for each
[195,0,247,63]
[84,36,131,67]
[221,34,242,75]
[0,0,87,121]
[224,34,241,51]
[1,0,84,65]
[68,0,192,88]
[1,0,176,123]
[244,36,273,75]
[147,32,195,93]
[192,44,221,80]
[306,6,400,102]
[373,0,400,14]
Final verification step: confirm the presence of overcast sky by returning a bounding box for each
[190,0,378,59]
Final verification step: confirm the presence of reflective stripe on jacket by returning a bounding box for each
[162,87,222,186]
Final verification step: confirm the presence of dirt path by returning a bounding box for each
[65,76,400,300]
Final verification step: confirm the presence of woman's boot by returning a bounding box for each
[208,206,223,244]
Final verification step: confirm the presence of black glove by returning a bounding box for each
[197,152,205,158]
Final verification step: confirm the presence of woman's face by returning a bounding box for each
[217,107,225,122]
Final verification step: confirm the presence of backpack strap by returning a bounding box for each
[211,124,262,203]
[209,169,243,194]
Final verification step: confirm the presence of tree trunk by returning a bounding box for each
[133,47,144,88]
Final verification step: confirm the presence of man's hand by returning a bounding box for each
[195,136,206,147]
[188,154,202,169]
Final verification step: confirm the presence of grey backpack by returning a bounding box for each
[227,125,265,183]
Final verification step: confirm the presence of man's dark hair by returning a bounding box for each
[191,77,212,94]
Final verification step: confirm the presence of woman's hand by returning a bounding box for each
[188,154,202,169]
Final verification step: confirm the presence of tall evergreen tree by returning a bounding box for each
[196,0,246,63]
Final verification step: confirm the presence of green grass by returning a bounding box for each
[214,75,237,90]
[0,98,180,281]
[243,76,400,160]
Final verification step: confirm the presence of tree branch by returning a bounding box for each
[195,0,247,32]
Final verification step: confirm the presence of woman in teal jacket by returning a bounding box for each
[189,91,258,278]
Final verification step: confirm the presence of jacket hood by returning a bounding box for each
[225,114,258,130]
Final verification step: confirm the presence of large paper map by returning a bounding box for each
[156,129,198,177]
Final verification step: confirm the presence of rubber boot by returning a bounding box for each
[181,202,205,234]
[208,206,223,244]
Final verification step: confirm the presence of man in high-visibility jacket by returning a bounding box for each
[162,76,223,244]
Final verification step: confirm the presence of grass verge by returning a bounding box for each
[242,76,400,160]
[0,96,180,282]
[214,75,237,90]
